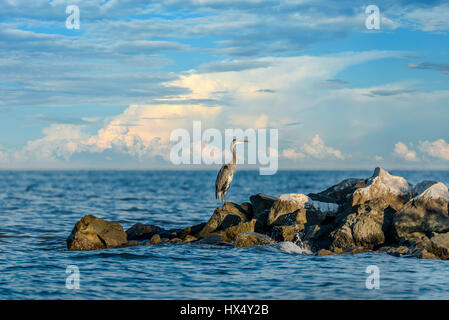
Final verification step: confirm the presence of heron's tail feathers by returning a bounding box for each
[216,190,223,201]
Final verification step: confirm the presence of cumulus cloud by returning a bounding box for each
[282,148,305,160]
[301,135,344,160]
[12,124,88,162]
[393,141,418,162]
[419,139,449,161]
[282,135,344,161]
[81,104,221,159]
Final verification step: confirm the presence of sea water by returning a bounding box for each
[1,170,449,299]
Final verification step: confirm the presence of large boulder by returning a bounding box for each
[331,198,395,250]
[394,182,449,243]
[309,178,365,205]
[352,167,411,210]
[234,232,275,248]
[249,193,277,216]
[268,193,338,227]
[351,199,395,249]
[329,168,412,251]
[67,215,127,250]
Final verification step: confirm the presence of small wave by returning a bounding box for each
[275,241,312,254]
[120,197,139,201]
[122,207,147,212]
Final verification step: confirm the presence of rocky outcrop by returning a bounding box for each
[65,167,449,260]
[67,215,127,250]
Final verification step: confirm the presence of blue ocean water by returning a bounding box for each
[1,170,449,300]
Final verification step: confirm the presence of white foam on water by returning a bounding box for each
[274,241,312,254]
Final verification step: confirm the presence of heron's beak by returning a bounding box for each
[243,140,248,143]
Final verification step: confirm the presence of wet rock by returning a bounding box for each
[316,249,335,256]
[378,245,410,257]
[249,193,277,216]
[67,215,127,251]
[126,223,164,241]
[343,246,372,254]
[178,223,207,239]
[145,234,161,245]
[413,248,439,260]
[183,235,198,243]
[169,237,182,244]
[234,232,275,248]
[124,240,141,247]
[394,182,449,241]
[196,234,228,245]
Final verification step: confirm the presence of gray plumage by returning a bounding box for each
[215,139,247,206]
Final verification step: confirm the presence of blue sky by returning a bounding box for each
[1,0,449,169]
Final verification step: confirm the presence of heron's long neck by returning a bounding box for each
[232,145,237,165]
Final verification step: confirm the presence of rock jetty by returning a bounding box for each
[66,168,449,260]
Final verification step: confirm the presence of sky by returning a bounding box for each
[1,0,449,170]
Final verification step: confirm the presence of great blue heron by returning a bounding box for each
[215,138,248,206]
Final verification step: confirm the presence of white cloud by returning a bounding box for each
[282,135,344,161]
[13,124,88,162]
[400,3,449,31]
[301,135,344,160]
[393,141,418,162]
[375,155,383,162]
[419,139,449,161]
[282,148,305,160]
[5,50,449,169]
